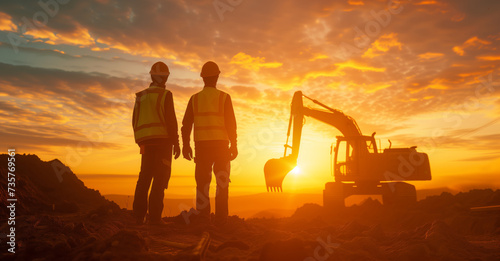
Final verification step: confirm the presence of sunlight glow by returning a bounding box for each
[291,166,301,176]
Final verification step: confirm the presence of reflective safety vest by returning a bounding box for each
[133,86,170,144]
[192,87,229,141]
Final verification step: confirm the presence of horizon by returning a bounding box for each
[77,172,499,198]
[80,172,500,218]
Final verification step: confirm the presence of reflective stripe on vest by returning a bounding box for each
[193,87,229,141]
[133,86,169,143]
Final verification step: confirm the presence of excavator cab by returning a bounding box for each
[333,134,378,182]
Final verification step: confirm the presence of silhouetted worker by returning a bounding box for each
[132,61,180,225]
[181,61,237,225]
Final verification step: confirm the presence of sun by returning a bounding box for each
[291,166,301,176]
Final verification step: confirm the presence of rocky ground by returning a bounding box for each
[0,154,499,261]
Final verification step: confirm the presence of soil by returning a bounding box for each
[0,154,499,261]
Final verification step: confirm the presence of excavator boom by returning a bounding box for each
[264,91,363,191]
[264,92,303,191]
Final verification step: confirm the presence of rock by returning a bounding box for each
[363,224,387,241]
[424,220,475,259]
[107,230,148,253]
[342,236,383,259]
[26,239,54,256]
[394,243,431,261]
[74,222,91,237]
[292,203,324,220]
[67,236,78,248]
[64,222,75,233]
[341,220,369,234]
[338,220,369,240]
[53,240,71,257]
[84,236,97,246]
[54,200,79,213]
[360,197,383,208]
[215,240,250,252]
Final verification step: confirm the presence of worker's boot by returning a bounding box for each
[149,218,167,226]
[135,213,146,225]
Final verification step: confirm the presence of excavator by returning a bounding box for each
[264,91,431,208]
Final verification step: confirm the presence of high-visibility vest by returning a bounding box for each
[192,87,229,141]
[133,86,170,144]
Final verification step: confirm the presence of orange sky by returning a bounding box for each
[1,0,499,196]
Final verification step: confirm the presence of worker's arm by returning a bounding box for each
[164,91,179,146]
[132,97,139,131]
[181,97,194,160]
[225,95,237,146]
[132,103,137,130]
[181,96,194,146]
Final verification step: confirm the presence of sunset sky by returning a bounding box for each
[1,0,499,197]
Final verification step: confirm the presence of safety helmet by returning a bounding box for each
[150,62,170,76]
[200,61,220,77]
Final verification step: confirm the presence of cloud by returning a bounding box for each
[226,85,263,101]
[0,62,150,153]
[362,33,402,58]
[0,12,16,31]
[477,55,500,61]
[390,126,500,153]
[348,0,365,6]
[453,36,492,56]
[0,62,136,115]
[414,1,439,5]
[0,128,122,150]
[0,0,499,165]
[418,52,445,60]
[456,134,500,151]
[0,0,498,92]
[230,52,282,71]
[458,153,500,162]
[0,100,67,122]
[24,25,94,47]
[335,60,386,73]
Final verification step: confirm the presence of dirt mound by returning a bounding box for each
[0,154,110,216]
[260,238,316,261]
[0,154,127,260]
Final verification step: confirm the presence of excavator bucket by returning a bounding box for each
[264,156,296,192]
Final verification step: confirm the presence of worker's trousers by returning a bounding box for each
[194,141,230,223]
[133,143,172,223]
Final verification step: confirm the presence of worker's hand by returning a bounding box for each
[182,145,193,161]
[229,145,238,161]
[173,144,181,160]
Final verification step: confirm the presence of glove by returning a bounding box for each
[229,145,238,161]
[182,145,193,161]
[173,144,181,160]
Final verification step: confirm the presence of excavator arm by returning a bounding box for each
[264,91,364,192]
[263,92,304,192]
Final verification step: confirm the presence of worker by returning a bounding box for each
[181,61,237,226]
[132,61,181,225]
